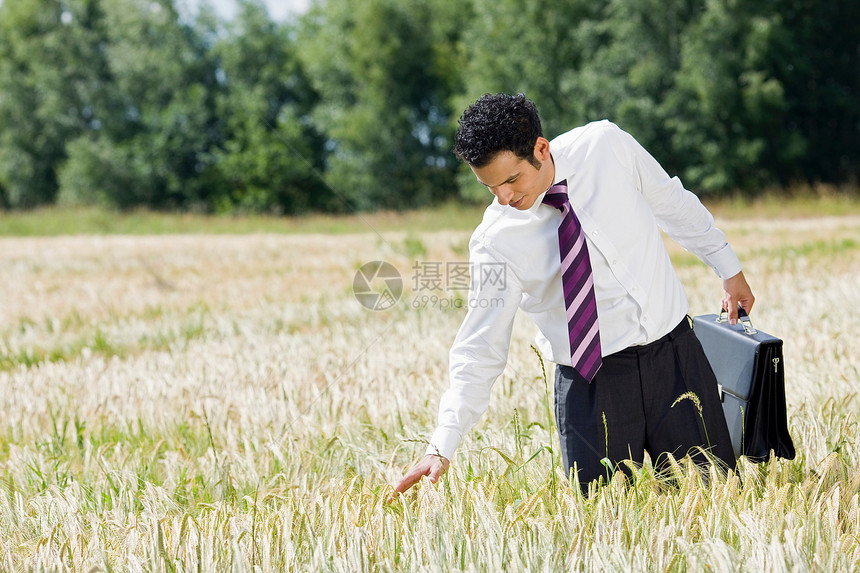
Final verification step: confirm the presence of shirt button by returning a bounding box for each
[611,259,618,266]
[642,316,649,323]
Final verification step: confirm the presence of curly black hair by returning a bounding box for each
[453,93,543,168]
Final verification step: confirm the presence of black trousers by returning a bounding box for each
[554,317,735,493]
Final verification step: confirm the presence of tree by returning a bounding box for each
[58,0,220,210]
[663,0,790,192]
[208,0,326,214]
[454,0,615,201]
[1,0,856,211]
[457,0,598,137]
[0,0,112,207]
[759,0,860,186]
[561,0,700,176]
[297,0,460,211]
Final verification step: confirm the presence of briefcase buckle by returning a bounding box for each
[717,308,758,335]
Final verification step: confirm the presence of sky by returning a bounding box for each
[0,0,311,20]
[190,0,310,21]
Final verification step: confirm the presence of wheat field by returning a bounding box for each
[1,212,859,571]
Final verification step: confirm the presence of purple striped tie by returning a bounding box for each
[543,180,602,382]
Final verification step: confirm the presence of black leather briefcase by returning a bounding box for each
[692,308,796,462]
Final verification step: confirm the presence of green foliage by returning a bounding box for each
[209,0,327,214]
[563,0,698,169]
[296,0,461,210]
[457,0,597,137]
[755,0,860,187]
[1,0,324,213]
[0,0,110,207]
[664,0,790,192]
[0,0,857,210]
[57,0,221,210]
[453,0,599,202]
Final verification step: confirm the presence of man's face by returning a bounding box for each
[470,137,554,210]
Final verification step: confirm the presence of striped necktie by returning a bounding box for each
[542,180,602,382]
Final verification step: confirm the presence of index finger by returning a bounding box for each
[728,300,739,324]
[394,468,424,495]
[386,471,422,504]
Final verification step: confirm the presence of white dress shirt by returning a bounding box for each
[427,120,742,460]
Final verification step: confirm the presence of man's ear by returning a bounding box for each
[533,137,551,163]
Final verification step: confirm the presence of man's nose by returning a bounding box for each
[494,185,514,205]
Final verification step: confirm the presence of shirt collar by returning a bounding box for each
[529,189,549,213]
[549,138,578,184]
[529,149,572,213]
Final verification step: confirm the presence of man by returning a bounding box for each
[393,93,754,495]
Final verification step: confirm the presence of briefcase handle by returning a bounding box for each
[718,305,758,335]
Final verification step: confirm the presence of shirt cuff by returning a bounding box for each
[425,427,462,461]
[704,243,742,280]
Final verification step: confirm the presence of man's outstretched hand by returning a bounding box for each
[388,454,450,502]
[722,270,755,325]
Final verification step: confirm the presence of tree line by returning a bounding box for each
[0,0,857,213]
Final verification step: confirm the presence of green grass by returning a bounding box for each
[0,201,489,236]
[705,186,860,220]
[1,189,858,236]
